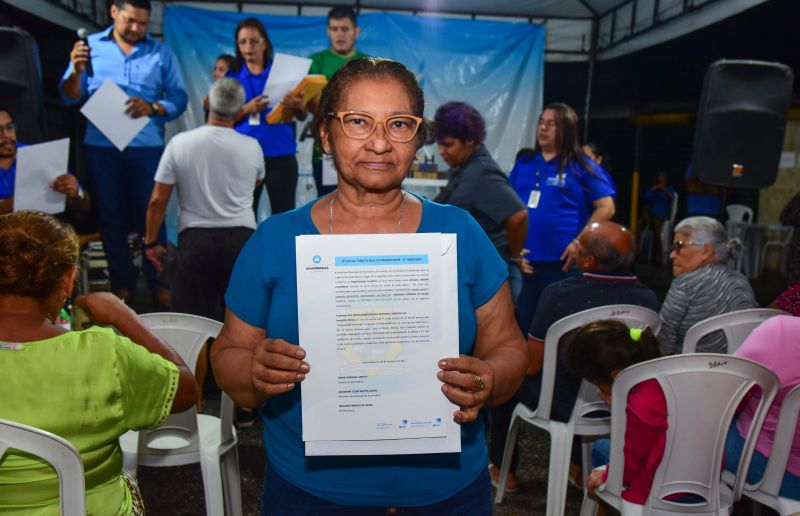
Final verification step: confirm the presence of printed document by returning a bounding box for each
[14,138,70,214]
[80,79,149,151]
[297,233,460,454]
[262,53,312,105]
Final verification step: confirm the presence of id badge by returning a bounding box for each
[248,112,261,126]
[527,190,541,209]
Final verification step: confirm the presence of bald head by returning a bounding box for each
[577,221,636,272]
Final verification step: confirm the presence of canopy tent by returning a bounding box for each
[10,0,769,62]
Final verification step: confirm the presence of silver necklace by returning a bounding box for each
[328,190,406,234]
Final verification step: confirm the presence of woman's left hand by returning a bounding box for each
[437,355,495,424]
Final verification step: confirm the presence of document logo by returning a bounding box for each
[312,255,322,264]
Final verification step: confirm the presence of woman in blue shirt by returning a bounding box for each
[508,103,616,337]
[211,58,527,514]
[229,18,306,216]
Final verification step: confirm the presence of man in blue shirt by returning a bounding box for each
[59,0,187,308]
[0,107,88,215]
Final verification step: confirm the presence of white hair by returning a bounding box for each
[675,216,742,262]
[208,77,245,120]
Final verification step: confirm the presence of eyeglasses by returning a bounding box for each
[0,122,16,134]
[327,111,423,143]
[237,38,264,47]
[672,240,706,253]
[538,118,558,128]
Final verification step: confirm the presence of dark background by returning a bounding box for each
[1,0,798,226]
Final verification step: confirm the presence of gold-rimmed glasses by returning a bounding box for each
[327,111,423,143]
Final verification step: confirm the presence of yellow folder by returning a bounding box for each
[267,75,328,124]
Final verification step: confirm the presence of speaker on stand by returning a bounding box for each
[0,27,47,143]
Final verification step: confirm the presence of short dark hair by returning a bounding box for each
[583,140,611,172]
[113,0,152,11]
[433,101,486,144]
[234,18,274,71]
[313,58,428,151]
[215,53,237,71]
[328,6,358,26]
[563,320,663,387]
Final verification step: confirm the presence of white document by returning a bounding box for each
[321,155,338,186]
[297,233,460,455]
[262,53,312,104]
[80,79,149,151]
[13,138,70,214]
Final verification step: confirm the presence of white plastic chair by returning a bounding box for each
[579,354,779,516]
[120,313,242,516]
[727,204,754,229]
[738,384,800,515]
[494,305,662,515]
[0,418,86,515]
[681,308,786,355]
[760,225,794,277]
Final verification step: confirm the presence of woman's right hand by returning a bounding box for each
[243,95,269,115]
[251,338,310,397]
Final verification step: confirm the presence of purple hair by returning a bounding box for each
[434,101,486,144]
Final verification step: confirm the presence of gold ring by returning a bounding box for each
[472,375,485,392]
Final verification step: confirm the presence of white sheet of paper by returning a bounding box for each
[262,53,312,104]
[13,138,70,214]
[80,79,149,151]
[297,233,460,453]
[322,155,338,186]
[305,234,461,456]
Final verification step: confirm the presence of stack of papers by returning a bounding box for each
[267,75,327,124]
[296,233,461,456]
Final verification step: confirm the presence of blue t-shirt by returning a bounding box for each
[644,186,677,217]
[228,65,297,158]
[508,152,616,262]
[0,143,22,199]
[225,196,507,506]
[59,26,188,148]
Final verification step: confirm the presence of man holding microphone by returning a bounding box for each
[59,0,187,309]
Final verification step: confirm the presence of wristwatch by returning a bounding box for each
[150,102,161,116]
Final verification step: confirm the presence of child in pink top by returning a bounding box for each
[564,320,666,505]
[724,315,800,499]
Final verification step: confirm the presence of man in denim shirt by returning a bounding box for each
[59,0,187,309]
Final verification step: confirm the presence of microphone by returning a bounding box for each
[77,28,93,77]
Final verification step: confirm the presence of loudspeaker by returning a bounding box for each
[0,27,47,143]
[692,59,793,189]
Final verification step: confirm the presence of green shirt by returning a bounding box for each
[0,327,179,515]
[309,48,368,163]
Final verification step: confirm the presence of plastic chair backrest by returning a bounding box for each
[754,383,800,497]
[669,192,679,226]
[537,305,662,422]
[726,204,754,223]
[603,354,779,512]
[137,313,222,449]
[681,308,786,355]
[0,418,86,515]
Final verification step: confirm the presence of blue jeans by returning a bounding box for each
[85,145,166,293]
[260,461,492,515]
[724,421,800,500]
[516,262,578,334]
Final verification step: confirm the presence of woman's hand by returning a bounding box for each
[437,355,495,424]
[74,291,136,326]
[251,338,310,397]
[587,467,607,498]
[560,239,580,272]
[243,95,269,115]
[516,248,534,275]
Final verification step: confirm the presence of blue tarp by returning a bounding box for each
[163,5,544,172]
